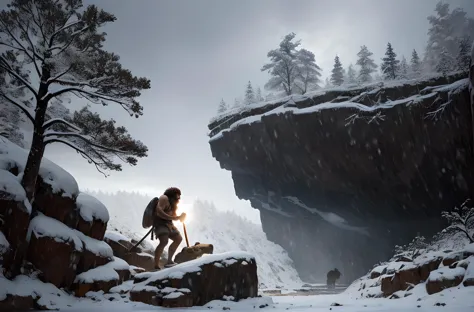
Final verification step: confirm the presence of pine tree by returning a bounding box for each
[256,87,264,102]
[261,32,301,95]
[456,36,472,72]
[381,42,400,80]
[217,98,227,113]
[397,56,409,80]
[356,45,378,83]
[330,55,344,86]
[0,0,150,202]
[244,81,255,105]
[436,47,455,76]
[295,48,322,93]
[424,1,474,71]
[410,49,422,77]
[346,64,357,84]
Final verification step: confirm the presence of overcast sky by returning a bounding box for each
[41,0,474,225]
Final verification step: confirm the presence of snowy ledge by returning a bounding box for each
[74,257,129,284]
[76,192,110,223]
[0,136,79,198]
[26,213,83,251]
[132,251,255,287]
[0,169,32,213]
[208,76,469,142]
[104,230,131,243]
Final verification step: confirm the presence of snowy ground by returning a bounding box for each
[32,283,474,312]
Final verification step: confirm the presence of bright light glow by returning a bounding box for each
[176,203,192,223]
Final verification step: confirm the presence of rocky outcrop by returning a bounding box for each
[130,252,258,307]
[207,72,474,282]
[354,244,474,299]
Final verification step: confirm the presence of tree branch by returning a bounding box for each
[0,93,34,123]
[44,138,108,177]
[42,118,81,132]
[43,131,131,154]
[47,87,133,114]
[0,56,38,97]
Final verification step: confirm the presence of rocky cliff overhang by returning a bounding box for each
[207,72,474,283]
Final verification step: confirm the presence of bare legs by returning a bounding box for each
[154,234,183,268]
[167,234,183,264]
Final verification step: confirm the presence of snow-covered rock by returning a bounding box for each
[426,266,465,294]
[26,214,82,288]
[0,136,79,198]
[130,251,258,307]
[76,193,110,240]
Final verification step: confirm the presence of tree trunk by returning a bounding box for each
[21,116,46,202]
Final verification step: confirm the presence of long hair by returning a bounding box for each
[164,187,181,209]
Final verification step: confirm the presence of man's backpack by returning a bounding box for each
[142,197,159,229]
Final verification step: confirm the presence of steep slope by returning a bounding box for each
[207,71,474,284]
[86,190,303,289]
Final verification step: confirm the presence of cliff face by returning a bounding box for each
[207,72,474,283]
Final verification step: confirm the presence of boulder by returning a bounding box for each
[425,266,465,295]
[130,251,258,307]
[174,243,214,264]
[104,230,135,258]
[415,255,443,281]
[129,265,146,277]
[26,214,82,288]
[463,256,474,287]
[122,251,155,271]
[33,177,78,228]
[369,264,387,279]
[0,294,35,311]
[75,230,114,273]
[75,193,109,240]
[0,170,31,277]
[72,262,120,297]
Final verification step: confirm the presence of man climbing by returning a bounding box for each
[153,187,186,270]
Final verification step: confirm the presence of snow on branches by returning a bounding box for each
[440,199,474,243]
[0,0,151,200]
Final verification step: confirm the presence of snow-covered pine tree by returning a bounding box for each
[397,56,409,80]
[436,47,455,76]
[381,42,400,80]
[424,1,474,72]
[410,49,422,78]
[456,36,472,72]
[295,48,322,93]
[356,45,377,83]
[346,64,357,84]
[256,87,264,102]
[244,81,255,105]
[232,98,241,108]
[330,55,344,86]
[0,0,151,201]
[217,98,227,113]
[261,32,301,95]
[440,199,474,243]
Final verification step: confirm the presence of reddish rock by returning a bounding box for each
[123,252,155,271]
[418,256,443,281]
[369,265,387,279]
[75,193,109,240]
[397,265,421,290]
[26,215,82,288]
[425,267,465,295]
[174,243,214,264]
[104,237,133,258]
[72,263,121,297]
[75,231,114,273]
[130,253,258,307]
[0,294,35,311]
[443,251,465,267]
[0,171,31,278]
[381,274,401,297]
[33,177,78,228]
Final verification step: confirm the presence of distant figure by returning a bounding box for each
[326,268,341,289]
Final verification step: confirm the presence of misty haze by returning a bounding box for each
[0,0,474,311]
